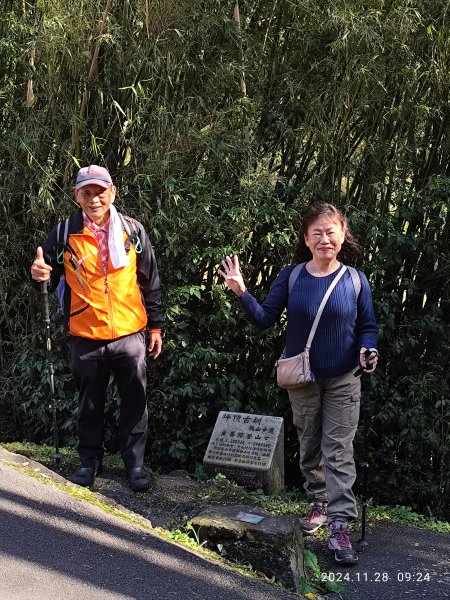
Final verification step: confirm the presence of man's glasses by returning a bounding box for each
[78,186,112,201]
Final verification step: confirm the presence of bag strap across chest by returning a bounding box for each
[304,265,347,350]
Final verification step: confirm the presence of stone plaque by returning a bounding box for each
[235,512,265,524]
[203,411,284,494]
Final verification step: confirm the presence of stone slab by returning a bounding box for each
[190,504,304,592]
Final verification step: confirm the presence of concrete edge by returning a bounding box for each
[0,445,301,595]
[0,446,155,530]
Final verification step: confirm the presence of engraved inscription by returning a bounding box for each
[204,411,283,470]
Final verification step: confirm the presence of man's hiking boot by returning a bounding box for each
[328,520,358,564]
[299,501,328,533]
[70,461,102,488]
[127,466,150,492]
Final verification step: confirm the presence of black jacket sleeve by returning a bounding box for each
[135,221,164,330]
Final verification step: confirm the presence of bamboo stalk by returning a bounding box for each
[26,46,35,107]
[233,3,246,96]
[63,0,114,182]
[145,0,150,39]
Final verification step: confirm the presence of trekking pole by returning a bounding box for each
[354,349,372,551]
[41,280,62,466]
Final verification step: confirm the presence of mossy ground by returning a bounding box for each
[3,442,448,533]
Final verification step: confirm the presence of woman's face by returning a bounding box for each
[304,214,346,262]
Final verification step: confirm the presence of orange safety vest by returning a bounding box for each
[63,228,147,340]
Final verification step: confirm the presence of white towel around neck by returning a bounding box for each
[108,204,130,269]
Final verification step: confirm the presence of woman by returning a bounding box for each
[219,202,378,565]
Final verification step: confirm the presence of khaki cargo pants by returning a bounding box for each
[288,370,361,523]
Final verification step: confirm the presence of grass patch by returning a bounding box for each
[2,442,78,464]
[210,476,450,534]
[367,504,450,534]
[1,442,123,469]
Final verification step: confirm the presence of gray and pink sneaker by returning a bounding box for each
[328,520,358,564]
[299,501,328,533]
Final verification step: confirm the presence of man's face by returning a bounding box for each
[75,184,116,226]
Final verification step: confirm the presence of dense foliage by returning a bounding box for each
[0,0,448,518]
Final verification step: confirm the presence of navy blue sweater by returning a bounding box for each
[238,263,378,379]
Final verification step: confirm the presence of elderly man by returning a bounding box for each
[31,165,163,491]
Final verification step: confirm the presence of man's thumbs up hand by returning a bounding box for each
[31,246,52,282]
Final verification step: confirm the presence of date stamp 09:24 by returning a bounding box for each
[321,571,432,584]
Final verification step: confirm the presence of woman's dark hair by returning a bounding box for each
[293,202,361,264]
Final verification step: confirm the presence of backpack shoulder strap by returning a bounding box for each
[118,213,142,254]
[56,217,70,245]
[278,263,306,359]
[288,263,305,295]
[56,217,70,264]
[347,266,361,300]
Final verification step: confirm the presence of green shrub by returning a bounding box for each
[0,0,448,519]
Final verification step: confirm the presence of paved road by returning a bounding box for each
[1,448,449,600]
[313,521,450,599]
[0,459,295,600]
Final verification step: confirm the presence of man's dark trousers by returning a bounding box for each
[68,330,148,470]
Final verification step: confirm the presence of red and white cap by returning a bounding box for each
[75,165,113,190]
